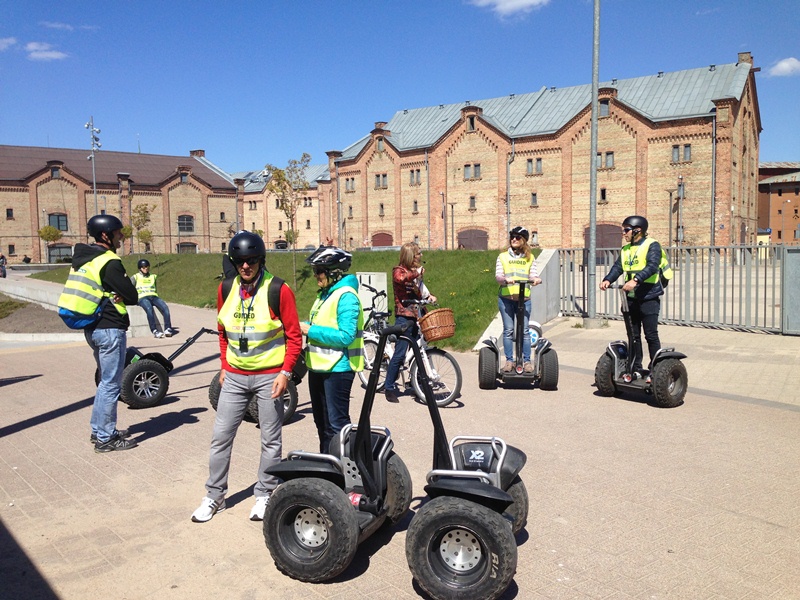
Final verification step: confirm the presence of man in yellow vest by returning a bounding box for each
[300,246,364,453]
[131,259,175,338]
[600,215,672,380]
[67,215,139,452]
[192,231,302,523]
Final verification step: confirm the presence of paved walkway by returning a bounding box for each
[1,283,800,599]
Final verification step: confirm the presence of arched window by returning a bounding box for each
[177,215,194,233]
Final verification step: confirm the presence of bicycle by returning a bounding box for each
[360,283,391,334]
[358,298,462,408]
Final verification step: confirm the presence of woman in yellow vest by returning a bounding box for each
[600,215,672,380]
[300,246,364,453]
[495,226,541,372]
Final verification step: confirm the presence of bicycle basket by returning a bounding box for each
[418,308,455,342]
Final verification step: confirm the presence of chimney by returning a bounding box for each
[190,149,205,157]
[737,52,753,65]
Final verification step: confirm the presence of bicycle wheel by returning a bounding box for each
[359,338,388,391]
[411,348,462,407]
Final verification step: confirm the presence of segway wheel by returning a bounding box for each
[503,476,529,535]
[650,358,688,408]
[209,371,298,425]
[358,339,387,391]
[384,452,413,526]
[246,381,299,424]
[263,478,359,583]
[120,359,169,408]
[406,496,517,600]
[478,347,498,390]
[594,353,617,396]
[538,349,559,391]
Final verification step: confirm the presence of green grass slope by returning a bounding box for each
[33,248,537,351]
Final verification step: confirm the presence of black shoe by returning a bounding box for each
[95,434,138,453]
[90,428,130,443]
[385,389,400,403]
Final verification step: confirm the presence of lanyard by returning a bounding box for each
[239,271,263,328]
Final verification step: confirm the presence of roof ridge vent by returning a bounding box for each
[611,78,617,85]
[550,86,556,92]
[658,71,664,78]
[709,64,716,71]
[439,104,444,109]
[509,93,515,98]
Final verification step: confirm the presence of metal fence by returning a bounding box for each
[559,245,785,333]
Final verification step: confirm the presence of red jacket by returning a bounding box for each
[393,264,424,319]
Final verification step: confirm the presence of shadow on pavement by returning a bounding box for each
[129,406,206,441]
[0,517,59,600]
[0,397,93,439]
[0,374,42,388]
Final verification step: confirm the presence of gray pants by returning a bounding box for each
[205,371,283,501]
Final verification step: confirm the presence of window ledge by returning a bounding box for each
[526,172,543,177]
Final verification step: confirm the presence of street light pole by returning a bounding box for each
[85,117,101,215]
[448,202,456,249]
[440,191,446,249]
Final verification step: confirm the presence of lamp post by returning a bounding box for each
[85,117,101,215]
[676,175,685,246]
[439,191,446,249]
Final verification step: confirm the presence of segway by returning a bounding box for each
[260,325,413,582]
[406,326,527,600]
[96,327,218,408]
[478,280,559,390]
[594,285,688,408]
[207,352,306,425]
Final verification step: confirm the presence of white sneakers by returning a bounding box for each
[249,495,270,521]
[164,328,175,337]
[191,495,270,523]
[191,497,225,523]
[153,330,164,339]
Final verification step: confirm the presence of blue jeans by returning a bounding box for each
[385,315,418,392]
[139,296,172,332]
[206,371,282,501]
[85,328,127,443]
[498,296,532,362]
[308,370,355,453]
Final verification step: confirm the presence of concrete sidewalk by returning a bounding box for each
[1,298,799,599]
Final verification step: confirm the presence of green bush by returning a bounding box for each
[33,248,538,351]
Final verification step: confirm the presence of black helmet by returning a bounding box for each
[137,259,150,269]
[622,215,648,233]
[306,245,352,273]
[87,214,123,241]
[228,231,266,263]
[509,226,529,242]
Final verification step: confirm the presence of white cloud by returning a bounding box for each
[469,0,551,17]
[40,21,74,31]
[768,57,800,77]
[0,37,17,51]
[25,42,68,61]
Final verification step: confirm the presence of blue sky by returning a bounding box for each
[1,0,798,174]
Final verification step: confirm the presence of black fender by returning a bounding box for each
[266,459,345,488]
[653,350,687,362]
[424,478,513,514]
[137,352,174,373]
[481,339,499,354]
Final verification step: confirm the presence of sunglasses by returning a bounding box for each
[232,256,259,266]
[622,227,633,233]
[313,266,328,275]
[510,234,524,241]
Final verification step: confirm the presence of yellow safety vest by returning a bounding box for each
[217,274,286,371]
[498,252,534,298]
[134,273,158,298]
[58,251,127,317]
[306,287,365,372]
[621,237,673,284]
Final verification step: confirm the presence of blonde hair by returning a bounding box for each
[398,242,420,268]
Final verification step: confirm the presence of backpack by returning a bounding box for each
[220,275,307,383]
[58,298,109,329]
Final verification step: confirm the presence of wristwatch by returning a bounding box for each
[279,370,292,379]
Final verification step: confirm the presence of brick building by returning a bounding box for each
[316,52,762,250]
[757,162,800,244]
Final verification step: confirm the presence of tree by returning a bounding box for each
[131,204,156,253]
[265,153,311,288]
[38,225,62,263]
